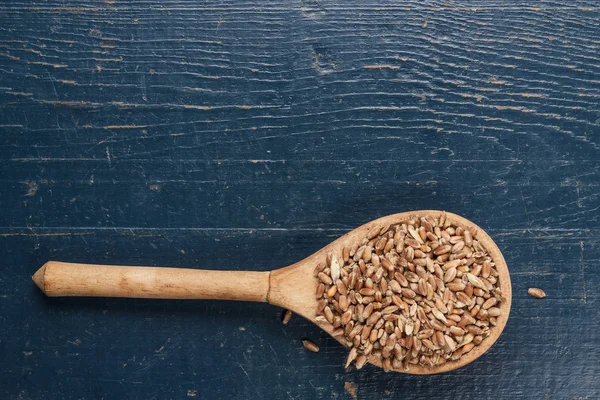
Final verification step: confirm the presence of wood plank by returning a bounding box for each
[1,2,599,162]
[0,229,597,399]
[1,159,598,230]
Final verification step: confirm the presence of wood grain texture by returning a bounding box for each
[0,0,598,398]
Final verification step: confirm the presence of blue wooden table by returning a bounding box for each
[1,1,598,399]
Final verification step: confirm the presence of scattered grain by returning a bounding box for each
[282,310,292,324]
[528,288,546,298]
[302,339,319,353]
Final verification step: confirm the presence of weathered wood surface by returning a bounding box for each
[0,0,598,399]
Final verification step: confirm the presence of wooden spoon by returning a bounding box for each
[32,210,511,374]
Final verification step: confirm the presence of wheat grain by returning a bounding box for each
[528,288,546,298]
[282,310,292,324]
[302,339,319,353]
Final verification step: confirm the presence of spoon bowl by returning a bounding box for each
[33,210,511,374]
[269,210,512,374]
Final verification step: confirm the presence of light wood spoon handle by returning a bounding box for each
[33,261,271,302]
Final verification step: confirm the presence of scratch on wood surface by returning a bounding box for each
[8,91,32,97]
[105,146,112,166]
[104,125,147,129]
[183,105,213,110]
[0,232,95,237]
[363,65,400,70]
[488,79,510,85]
[508,93,545,98]
[94,58,123,62]
[28,61,67,68]
[580,241,587,304]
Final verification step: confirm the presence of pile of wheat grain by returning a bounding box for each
[314,213,504,371]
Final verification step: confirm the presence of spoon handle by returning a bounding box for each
[32,261,271,302]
